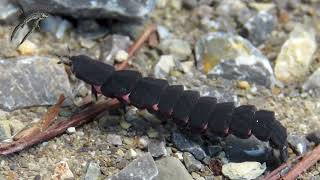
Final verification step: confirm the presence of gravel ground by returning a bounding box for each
[0,0,320,179]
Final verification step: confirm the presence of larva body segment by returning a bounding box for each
[67,55,288,162]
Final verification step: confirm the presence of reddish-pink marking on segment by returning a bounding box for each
[121,93,131,103]
[94,85,102,94]
[152,104,159,111]
[224,128,229,134]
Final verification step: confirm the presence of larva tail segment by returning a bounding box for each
[64,55,288,162]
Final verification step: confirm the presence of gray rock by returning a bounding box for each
[243,11,277,46]
[274,24,317,84]
[306,130,320,144]
[154,55,176,79]
[100,35,132,64]
[222,162,266,180]
[107,134,123,146]
[0,0,20,24]
[40,15,72,39]
[84,162,101,180]
[0,57,72,111]
[157,25,172,40]
[183,152,204,172]
[224,135,272,163]
[287,134,309,155]
[303,67,320,91]
[155,157,193,180]
[195,32,275,87]
[207,145,223,157]
[111,153,158,180]
[148,139,167,158]
[16,0,156,21]
[172,132,207,161]
[159,39,192,61]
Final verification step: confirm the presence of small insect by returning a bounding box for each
[58,54,289,164]
[11,12,49,46]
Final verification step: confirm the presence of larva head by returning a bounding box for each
[58,55,115,86]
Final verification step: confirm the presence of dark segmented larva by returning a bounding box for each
[66,55,288,162]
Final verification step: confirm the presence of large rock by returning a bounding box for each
[16,0,156,21]
[111,153,158,180]
[0,57,72,111]
[274,25,317,84]
[195,32,275,87]
[155,157,193,180]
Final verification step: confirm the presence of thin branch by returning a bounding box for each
[283,144,320,180]
[13,95,65,140]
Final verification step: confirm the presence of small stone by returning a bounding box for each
[155,157,193,180]
[107,134,122,146]
[52,161,74,180]
[183,152,204,172]
[243,11,277,46]
[154,55,176,79]
[17,40,37,55]
[222,162,266,180]
[100,35,132,64]
[9,120,25,136]
[287,134,309,155]
[195,32,275,87]
[116,149,125,157]
[111,153,158,180]
[79,37,96,49]
[237,80,250,90]
[275,25,317,84]
[125,149,137,159]
[172,132,207,161]
[40,15,72,39]
[148,139,167,158]
[115,50,129,62]
[159,39,192,61]
[120,120,131,130]
[147,128,159,138]
[216,0,253,24]
[156,0,168,8]
[191,172,201,179]
[0,120,11,141]
[306,130,320,144]
[84,162,101,180]
[303,67,320,91]
[174,152,184,160]
[138,136,150,149]
[182,0,197,9]
[67,127,76,134]
[157,25,172,40]
[171,0,182,10]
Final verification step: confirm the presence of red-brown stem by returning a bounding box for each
[282,145,320,180]
[0,99,119,155]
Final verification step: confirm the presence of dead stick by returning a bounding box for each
[0,99,119,155]
[13,95,65,140]
[282,145,320,180]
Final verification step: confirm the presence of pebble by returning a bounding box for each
[84,162,101,180]
[17,40,37,55]
[303,67,320,91]
[157,25,172,40]
[100,35,132,64]
[52,161,74,180]
[155,157,193,180]
[0,120,11,141]
[16,0,156,21]
[111,153,158,180]
[107,134,123,146]
[274,24,317,84]
[159,39,192,61]
[0,57,72,111]
[216,0,253,24]
[120,120,131,130]
[40,15,72,39]
[125,149,137,160]
[243,11,277,46]
[306,130,320,144]
[148,139,168,158]
[224,135,272,163]
[115,50,129,62]
[183,152,204,172]
[137,136,150,149]
[171,132,207,161]
[287,134,309,155]
[154,55,176,79]
[237,80,250,90]
[147,128,159,138]
[195,32,275,87]
[66,127,76,134]
[222,162,266,180]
